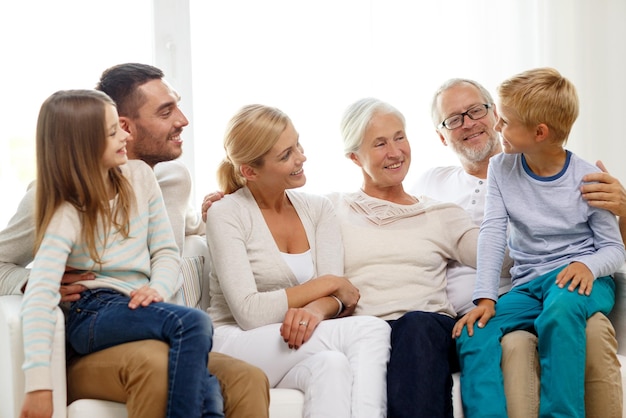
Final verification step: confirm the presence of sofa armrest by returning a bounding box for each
[0,295,67,418]
[609,263,626,356]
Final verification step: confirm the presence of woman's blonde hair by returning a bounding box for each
[34,89,134,265]
[217,104,291,194]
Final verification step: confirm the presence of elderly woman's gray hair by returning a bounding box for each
[340,98,406,157]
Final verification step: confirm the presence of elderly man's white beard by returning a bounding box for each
[451,134,501,164]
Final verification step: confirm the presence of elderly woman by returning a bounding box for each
[327,98,480,418]
[204,104,391,418]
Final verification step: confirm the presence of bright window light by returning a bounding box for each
[187,0,536,205]
[3,0,625,227]
[0,0,153,227]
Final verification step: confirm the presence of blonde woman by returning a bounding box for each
[205,104,391,418]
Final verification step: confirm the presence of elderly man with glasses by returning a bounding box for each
[413,77,626,418]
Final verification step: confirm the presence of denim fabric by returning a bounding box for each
[386,311,457,418]
[456,266,615,418]
[66,289,224,418]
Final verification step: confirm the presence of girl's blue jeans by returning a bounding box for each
[66,288,224,418]
[456,266,615,418]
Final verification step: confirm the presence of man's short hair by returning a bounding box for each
[96,63,164,118]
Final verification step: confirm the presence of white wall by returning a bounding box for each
[547,0,626,181]
[524,0,626,183]
[178,0,626,206]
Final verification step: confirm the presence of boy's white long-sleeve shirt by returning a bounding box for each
[20,160,181,392]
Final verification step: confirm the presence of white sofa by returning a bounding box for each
[1,234,625,418]
[0,235,303,418]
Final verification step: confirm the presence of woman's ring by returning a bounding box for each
[299,320,308,327]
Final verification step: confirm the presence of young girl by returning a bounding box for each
[20,90,223,418]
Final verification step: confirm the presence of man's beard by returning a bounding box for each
[131,125,182,166]
[451,134,499,164]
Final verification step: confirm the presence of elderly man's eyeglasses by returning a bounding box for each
[437,104,492,130]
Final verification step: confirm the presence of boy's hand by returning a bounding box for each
[555,262,594,295]
[129,285,163,309]
[20,389,53,418]
[452,299,495,338]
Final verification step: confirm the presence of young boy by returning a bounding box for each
[452,67,626,418]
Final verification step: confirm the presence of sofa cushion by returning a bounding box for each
[178,255,204,308]
[68,399,128,418]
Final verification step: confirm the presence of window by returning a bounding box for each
[0,0,153,227]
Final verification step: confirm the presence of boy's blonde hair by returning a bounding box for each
[497,67,579,143]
